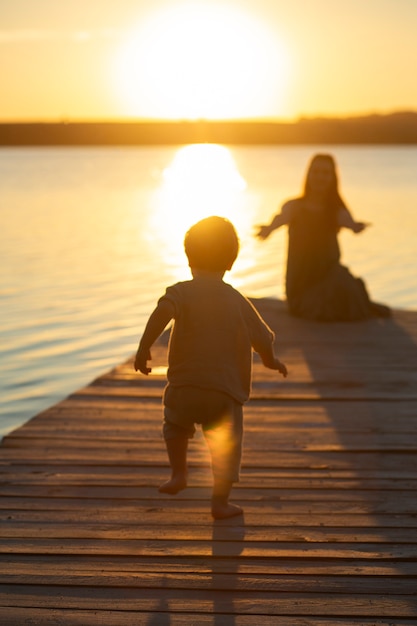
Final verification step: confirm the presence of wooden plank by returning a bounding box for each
[2,509,416,529]
[2,461,417,478]
[0,586,416,617]
[12,397,417,418]
[2,523,417,547]
[2,496,415,516]
[8,415,417,436]
[2,447,416,471]
[1,571,417,595]
[3,434,416,452]
[0,607,413,626]
[3,471,417,491]
[0,460,417,480]
[55,383,417,400]
[2,483,417,506]
[1,555,417,577]
[1,537,417,559]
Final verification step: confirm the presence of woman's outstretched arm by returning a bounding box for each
[256,201,293,240]
[338,207,371,233]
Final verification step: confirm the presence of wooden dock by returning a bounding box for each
[1,298,417,625]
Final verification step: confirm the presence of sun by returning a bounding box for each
[112,2,290,119]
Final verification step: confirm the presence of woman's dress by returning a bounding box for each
[285,204,374,321]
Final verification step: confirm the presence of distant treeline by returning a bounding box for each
[1,112,417,145]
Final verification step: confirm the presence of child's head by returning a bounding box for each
[184,216,239,273]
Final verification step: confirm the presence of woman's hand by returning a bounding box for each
[256,211,289,239]
[256,225,272,240]
[352,221,371,234]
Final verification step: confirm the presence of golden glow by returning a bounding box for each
[112,2,290,119]
[149,144,251,281]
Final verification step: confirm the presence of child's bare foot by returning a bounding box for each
[158,474,187,495]
[211,502,243,520]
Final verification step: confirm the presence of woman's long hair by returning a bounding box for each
[302,153,347,229]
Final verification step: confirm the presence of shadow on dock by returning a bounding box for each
[255,298,417,605]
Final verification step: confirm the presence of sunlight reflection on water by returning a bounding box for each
[148,144,254,286]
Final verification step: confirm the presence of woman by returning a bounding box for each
[257,153,390,321]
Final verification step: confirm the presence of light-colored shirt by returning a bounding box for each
[160,277,275,403]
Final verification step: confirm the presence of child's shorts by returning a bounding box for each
[163,385,243,439]
[163,385,243,482]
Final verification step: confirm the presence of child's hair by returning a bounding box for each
[184,216,239,272]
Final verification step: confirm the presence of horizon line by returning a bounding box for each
[1,109,416,125]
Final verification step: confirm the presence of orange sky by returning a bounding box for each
[1,0,416,121]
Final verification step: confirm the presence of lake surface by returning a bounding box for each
[1,144,417,437]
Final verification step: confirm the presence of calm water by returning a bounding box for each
[1,145,417,437]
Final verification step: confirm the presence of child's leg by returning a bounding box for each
[211,477,243,520]
[203,400,244,519]
[159,436,188,494]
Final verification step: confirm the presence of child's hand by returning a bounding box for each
[275,359,288,377]
[134,347,152,375]
[261,353,288,376]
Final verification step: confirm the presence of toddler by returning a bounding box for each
[135,216,287,519]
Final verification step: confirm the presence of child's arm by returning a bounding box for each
[258,344,288,377]
[134,299,175,375]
